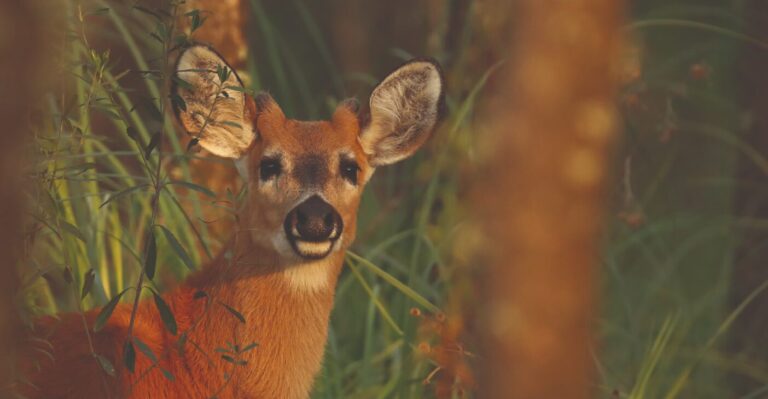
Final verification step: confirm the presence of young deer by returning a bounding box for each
[21,44,444,398]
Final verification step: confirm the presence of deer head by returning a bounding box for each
[172,44,444,269]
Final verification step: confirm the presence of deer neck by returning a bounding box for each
[176,230,345,397]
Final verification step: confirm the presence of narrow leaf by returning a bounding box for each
[160,367,174,381]
[100,184,149,208]
[123,340,136,373]
[221,355,236,364]
[219,302,245,324]
[170,93,187,112]
[93,106,122,121]
[152,291,178,335]
[186,137,199,152]
[132,6,161,21]
[141,100,163,122]
[171,75,193,90]
[167,180,216,198]
[240,342,258,353]
[94,288,130,332]
[145,132,161,158]
[132,337,157,364]
[62,265,73,284]
[224,85,247,93]
[144,230,157,280]
[81,269,96,300]
[193,290,207,300]
[94,354,115,376]
[219,121,242,129]
[126,126,139,142]
[86,7,110,16]
[158,225,195,270]
[59,220,86,243]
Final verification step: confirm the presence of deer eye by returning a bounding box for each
[340,158,360,185]
[259,157,282,181]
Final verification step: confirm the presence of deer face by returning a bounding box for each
[173,45,443,263]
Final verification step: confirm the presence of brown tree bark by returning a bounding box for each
[0,0,50,393]
[474,2,625,398]
[176,0,250,243]
[184,0,249,69]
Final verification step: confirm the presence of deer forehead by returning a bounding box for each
[252,120,367,166]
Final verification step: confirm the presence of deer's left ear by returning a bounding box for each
[172,44,256,159]
[360,58,445,166]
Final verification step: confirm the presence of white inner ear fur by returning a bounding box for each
[361,61,442,166]
[176,46,255,159]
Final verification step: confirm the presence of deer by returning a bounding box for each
[19,44,444,398]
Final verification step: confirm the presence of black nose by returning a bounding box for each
[285,195,343,242]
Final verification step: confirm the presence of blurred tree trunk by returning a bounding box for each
[0,0,49,392]
[177,0,250,243]
[184,0,248,69]
[731,1,768,395]
[474,1,624,398]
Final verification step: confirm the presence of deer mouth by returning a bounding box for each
[284,195,343,260]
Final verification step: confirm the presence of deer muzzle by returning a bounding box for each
[284,195,343,259]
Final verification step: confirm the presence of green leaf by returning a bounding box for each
[221,355,234,363]
[219,121,242,129]
[167,180,216,198]
[193,290,207,300]
[224,85,247,93]
[59,220,86,243]
[100,184,149,208]
[81,269,95,300]
[160,367,174,381]
[186,137,200,152]
[152,291,177,335]
[177,332,188,351]
[145,132,161,158]
[156,21,170,41]
[62,265,73,284]
[144,230,157,280]
[215,64,230,84]
[141,100,163,122]
[132,337,157,364]
[149,32,164,44]
[157,225,195,270]
[171,75,193,90]
[219,302,245,324]
[187,10,206,32]
[94,287,130,332]
[170,92,187,112]
[132,5,162,21]
[86,7,110,16]
[240,342,258,353]
[123,340,136,373]
[126,126,140,142]
[94,353,115,376]
[92,106,122,121]
[175,34,190,48]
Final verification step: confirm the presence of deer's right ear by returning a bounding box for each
[360,58,445,167]
[173,45,256,159]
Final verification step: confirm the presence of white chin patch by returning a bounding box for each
[295,240,333,258]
